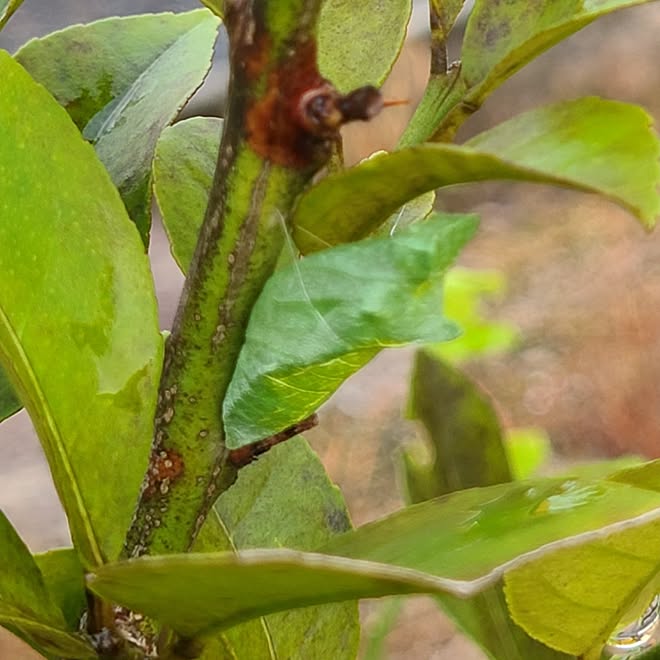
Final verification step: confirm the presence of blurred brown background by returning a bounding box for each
[2,1,660,658]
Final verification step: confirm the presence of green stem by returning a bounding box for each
[398,0,468,147]
[429,0,450,76]
[123,0,382,558]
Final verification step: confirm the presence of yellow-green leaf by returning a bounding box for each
[88,477,660,637]
[295,98,660,253]
[0,52,162,567]
[16,10,221,243]
[0,512,93,658]
[318,0,412,93]
[223,213,474,448]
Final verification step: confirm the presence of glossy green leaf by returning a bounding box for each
[432,268,519,364]
[0,53,163,566]
[34,550,85,632]
[503,461,660,657]
[0,0,22,30]
[405,0,660,143]
[294,98,660,252]
[0,512,94,659]
[223,212,476,448]
[0,365,20,423]
[402,349,511,503]
[195,438,358,659]
[153,117,223,272]
[16,10,221,242]
[318,0,412,93]
[88,477,660,637]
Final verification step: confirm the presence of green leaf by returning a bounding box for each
[317,0,412,93]
[505,521,660,658]
[294,98,660,252]
[0,52,163,567]
[407,0,660,142]
[34,550,85,632]
[461,0,657,125]
[402,349,512,503]
[0,511,94,659]
[152,121,434,279]
[223,212,476,448]
[402,351,564,659]
[15,10,221,243]
[398,66,465,147]
[502,461,660,657]
[0,366,20,423]
[431,267,519,364]
[88,477,660,637]
[200,0,224,17]
[196,438,358,659]
[151,118,367,627]
[153,117,223,272]
[0,0,22,30]
[610,459,660,493]
[439,586,573,660]
[467,97,660,229]
[505,428,551,481]
[380,191,435,236]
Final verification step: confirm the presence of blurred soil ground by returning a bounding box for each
[3,2,660,658]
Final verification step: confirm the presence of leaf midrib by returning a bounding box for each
[0,304,103,567]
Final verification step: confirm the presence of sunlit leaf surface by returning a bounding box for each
[506,461,660,657]
[318,0,412,92]
[89,477,660,636]
[0,52,162,566]
[295,98,660,252]
[223,213,475,448]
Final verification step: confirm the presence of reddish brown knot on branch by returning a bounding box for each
[298,84,384,137]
